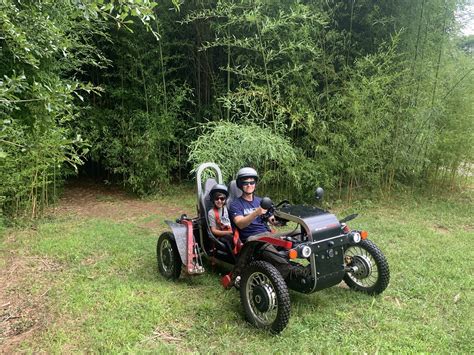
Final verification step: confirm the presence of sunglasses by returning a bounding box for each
[241,181,256,186]
[214,197,226,202]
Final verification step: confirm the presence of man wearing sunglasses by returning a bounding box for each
[229,167,272,242]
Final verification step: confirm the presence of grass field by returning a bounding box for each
[1,182,473,353]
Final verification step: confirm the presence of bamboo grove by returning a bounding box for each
[1,0,473,219]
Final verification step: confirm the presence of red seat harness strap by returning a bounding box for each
[213,207,240,254]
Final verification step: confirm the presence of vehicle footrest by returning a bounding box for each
[221,272,233,289]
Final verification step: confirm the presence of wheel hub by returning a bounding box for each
[162,249,171,266]
[246,271,278,325]
[351,255,372,279]
[252,285,272,312]
[160,240,173,272]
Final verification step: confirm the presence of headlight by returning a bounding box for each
[352,232,361,243]
[301,245,312,258]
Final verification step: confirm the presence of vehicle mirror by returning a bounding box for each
[260,197,273,210]
[339,213,358,223]
[315,187,324,200]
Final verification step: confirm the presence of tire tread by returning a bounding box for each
[240,260,291,334]
[157,232,182,280]
[344,239,390,295]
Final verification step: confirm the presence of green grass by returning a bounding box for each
[1,188,473,353]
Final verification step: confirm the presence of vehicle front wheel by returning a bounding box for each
[157,232,182,280]
[240,261,291,334]
[344,239,390,295]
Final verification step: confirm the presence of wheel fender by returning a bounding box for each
[165,220,188,265]
[234,240,289,277]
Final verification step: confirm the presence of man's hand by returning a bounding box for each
[255,207,267,216]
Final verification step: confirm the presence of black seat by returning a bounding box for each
[201,178,217,222]
[199,179,224,247]
[227,180,241,208]
[199,179,235,261]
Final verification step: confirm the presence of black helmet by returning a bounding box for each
[210,183,229,200]
[236,167,259,189]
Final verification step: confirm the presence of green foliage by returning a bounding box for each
[185,0,473,197]
[83,83,191,195]
[189,121,300,194]
[0,0,166,218]
[338,35,420,188]
[2,0,472,220]
[78,18,193,194]
[0,0,104,218]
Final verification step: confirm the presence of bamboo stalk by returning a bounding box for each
[346,0,355,67]
[158,36,168,115]
[254,8,276,128]
[412,0,425,77]
[227,27,231,121]
[431,1,448,107]
[31,168,38,219]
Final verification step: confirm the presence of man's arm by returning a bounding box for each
[233,207,267,229]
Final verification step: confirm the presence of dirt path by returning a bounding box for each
[53,180,188,224]
[1,181,189,352]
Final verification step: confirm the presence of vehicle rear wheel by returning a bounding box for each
[157,232,182,280]
[240,261,291,334]
[344,239,389,295]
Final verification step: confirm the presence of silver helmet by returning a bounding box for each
[236,167,259,189]
[210,183,229,200]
